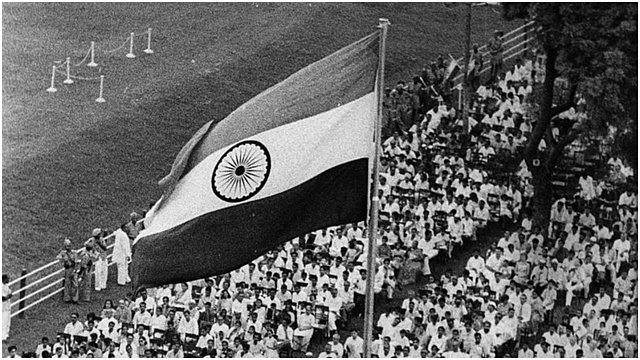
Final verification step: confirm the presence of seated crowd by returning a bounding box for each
[11,47,638,358]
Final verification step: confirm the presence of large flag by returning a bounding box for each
[132,32,380,288]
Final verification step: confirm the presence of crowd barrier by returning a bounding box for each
[10,230,112,318]
[451,20,536,87]
[11,20,538,320]
[45,28,155,103]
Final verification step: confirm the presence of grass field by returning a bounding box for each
[2,2,519,354]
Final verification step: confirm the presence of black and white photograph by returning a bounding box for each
[2,2,638,358]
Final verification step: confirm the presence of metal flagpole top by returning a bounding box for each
[378,18,391,28]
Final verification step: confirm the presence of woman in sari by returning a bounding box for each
[101,299,117,319]
[218,290,233,314]
[228,320,244,343]
[399,241,425,286]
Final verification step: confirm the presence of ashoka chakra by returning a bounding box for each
[212,140,271,202]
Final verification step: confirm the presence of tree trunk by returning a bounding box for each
[531,164,554,237]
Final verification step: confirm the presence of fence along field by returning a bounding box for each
[2,2,520,353]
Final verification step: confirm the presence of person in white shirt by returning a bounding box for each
[208,315,229,342]
[35,337,53,358]
[177,309,199,341]
[134,290,157,313]
[102,342,122,358]
[466,250,486,279]
[132,302,152,328]
[315,228,332,248]
[515,294,532,340]
[618,189,637,207]
[534,341,554,358]
[329,229,349,258]
[565,268,584,307]
[473,200,490,229]
[517,343,534,358]
[329,333,344,358]
[484,247,505,278]
[325,288,343,334]
[112,224,133,285]
[292,305,315,352]
[344,329,364,358]
[119,333,137,356]
[596,286,612,309]
[427,326,448,355]
[63,313,85,337]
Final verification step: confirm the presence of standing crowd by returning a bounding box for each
[3,31,637,358]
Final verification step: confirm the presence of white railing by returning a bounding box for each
[8,224,133,319]
[451,20,536,85]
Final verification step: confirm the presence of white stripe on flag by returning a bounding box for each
[140,92,376,239]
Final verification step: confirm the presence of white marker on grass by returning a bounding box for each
[95,75,106,103]
[144,28,154,54]
[46,65,57,92]
[63,57,73,84]
[126,32,136,58]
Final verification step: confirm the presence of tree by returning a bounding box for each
[501,3,638,231]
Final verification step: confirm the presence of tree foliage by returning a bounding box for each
[503,2,637,168]
[500,3,637,230]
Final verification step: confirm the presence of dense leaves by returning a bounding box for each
[501,3,637,230]
[506,3,637,148]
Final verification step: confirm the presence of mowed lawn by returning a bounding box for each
[2,2,518,353]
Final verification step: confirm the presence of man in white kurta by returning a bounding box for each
[177,310,199,342]
[326,288,343,333]
[293,305,316,352]
[112,225,132,285]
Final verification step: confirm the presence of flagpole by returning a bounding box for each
[363,17,389,358]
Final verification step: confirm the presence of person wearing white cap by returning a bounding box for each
[56,238,79,303]
[88,228,108,291]
[112,223,132,286]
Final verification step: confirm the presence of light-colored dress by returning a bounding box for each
[263,336,280,358]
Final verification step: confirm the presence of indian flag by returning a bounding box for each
[132,32,380,288]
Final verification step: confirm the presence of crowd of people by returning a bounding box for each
[4,30,638,359]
